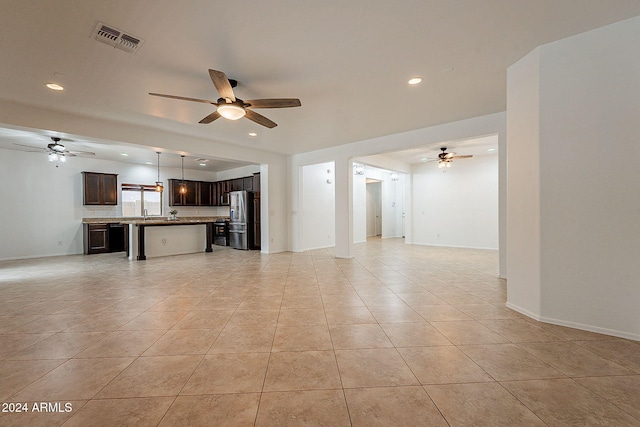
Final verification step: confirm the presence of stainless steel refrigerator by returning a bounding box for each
[229,190,252,250]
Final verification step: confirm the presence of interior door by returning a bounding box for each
[374,186,382,236]
[366,181,382,237]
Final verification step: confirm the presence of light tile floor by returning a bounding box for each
[1,238,639,426]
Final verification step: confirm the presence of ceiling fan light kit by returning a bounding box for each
[48,152,66,163]
[437,147,473,168]
[217,102,246,120]
[13,136,96,165]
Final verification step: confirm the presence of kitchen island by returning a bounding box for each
[83,217,227,260]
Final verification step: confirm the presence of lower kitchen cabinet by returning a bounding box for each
[83,223,128,255]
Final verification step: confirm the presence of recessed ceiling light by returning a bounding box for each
[420,157,428,162]
[120,153,129,156]
[199,163,207,167]
[408,77,422,85]
[145,161,153,165]
[45,83,64,91]
[248,132,257,137]
[488,148,496,152]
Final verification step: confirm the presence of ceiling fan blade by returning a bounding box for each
[199,111,221,124]
[13,143,47,151]
[452,155,473,159]
[209,69,236,102]
[245,98,302,109]
[245,109,277,128]
[149,93,218,105]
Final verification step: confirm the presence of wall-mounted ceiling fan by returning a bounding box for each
[437,147,472,168]
[13,137,96,162]
[149,69,302,129]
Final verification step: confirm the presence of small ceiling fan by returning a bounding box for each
[149,69,302,129]
[13,137,96,161]
[437,147,472,168]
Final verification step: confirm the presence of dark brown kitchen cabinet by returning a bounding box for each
[211,183,219,206]
[253,172,261,192]
[220,180,231,193]
[168,179,211,206]
[169,179,196,206]
[231,178,244,191]
[168,179,184,206]
[243,176,254,191]
[184,181,198,205]
[84,223,109,253]
[83,223,128,255]
[219,180,231,205]
[167,175,258,207]
[199,181,213,206]
[82,172,118,205]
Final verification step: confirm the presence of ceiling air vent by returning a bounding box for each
[92,21,144,53]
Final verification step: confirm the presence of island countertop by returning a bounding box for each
[83,216,229,224]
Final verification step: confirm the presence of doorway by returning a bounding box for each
[366,180,382,237]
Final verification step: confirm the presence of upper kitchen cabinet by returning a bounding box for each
[231,178,244,191]
[253,173,260,193]
[243,176,254,192]
[169,179,210,206]
[199,181,213,206]
[82,172,118,205]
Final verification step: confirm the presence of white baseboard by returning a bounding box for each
[506,302,640,342]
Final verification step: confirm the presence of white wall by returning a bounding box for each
[300,161,335,250]
[412,154,498,250]
[506,48,542,317]
[0,147,256,260]
[215,164,260,181]
[507,16,640,340]
[353,171,367,243]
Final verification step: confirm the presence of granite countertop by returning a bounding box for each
[83,216,228,224]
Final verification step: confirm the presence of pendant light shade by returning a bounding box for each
[155,151,163,192]
[179,155,187,194]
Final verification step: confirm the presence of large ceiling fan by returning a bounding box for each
[13,137,96,162]
[149,69,301,129]
[437,147,472,168]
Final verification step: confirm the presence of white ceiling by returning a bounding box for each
[0,126,251,171]
[378,134,499,165]
[1,1,640,165]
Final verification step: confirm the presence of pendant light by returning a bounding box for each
[155,151,163,192]
[179,155,187,194]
